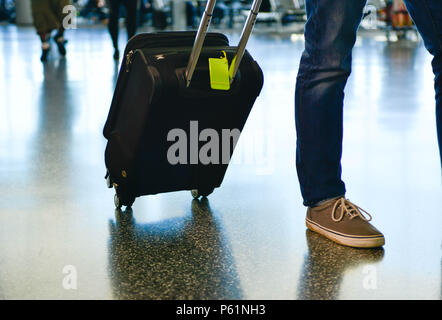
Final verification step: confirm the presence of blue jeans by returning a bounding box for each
[295,0,442,206]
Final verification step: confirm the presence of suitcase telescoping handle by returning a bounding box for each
[185,0,263,87]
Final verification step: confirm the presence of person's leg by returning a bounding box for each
[51,0,70,56]
[123,0,138,40]
[296,0,388,248]
[295,0,367,207]
[80,0,94,17]
[108,0,121,59]
[402,0,442,166]
[31,0,59,61]
[38,32,51,62]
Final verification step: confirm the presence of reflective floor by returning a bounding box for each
[0,25,441,300]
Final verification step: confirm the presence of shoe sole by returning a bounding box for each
[306,218,385,248]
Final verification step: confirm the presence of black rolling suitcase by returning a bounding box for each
[103,0,264,208]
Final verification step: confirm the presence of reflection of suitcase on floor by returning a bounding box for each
[103,0,264,208]
[108,199,242,299]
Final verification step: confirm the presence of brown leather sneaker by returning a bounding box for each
[305,197,385,248]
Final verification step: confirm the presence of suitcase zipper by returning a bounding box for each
[126,49,149,73]
[125,50,135,72]
[124,32,229,55]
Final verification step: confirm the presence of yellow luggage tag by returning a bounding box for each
[209,51,230,91]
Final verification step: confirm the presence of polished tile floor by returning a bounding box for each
[0,25,441,300]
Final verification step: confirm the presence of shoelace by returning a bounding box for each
[331,198,373,222]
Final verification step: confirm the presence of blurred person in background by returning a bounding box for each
[80,0,108,23]
[31,0,70,62]
[0,0,14,22]
[104,0,138,60]
[138,0,152,27]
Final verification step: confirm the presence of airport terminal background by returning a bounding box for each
[0,0,441,299]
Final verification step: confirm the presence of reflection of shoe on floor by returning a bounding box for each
[40,42,51,62]
[298,229,385,299]
[304,229,384,280]
[306,197,385,248]
[305,229,385,263]
[54,36,67,56]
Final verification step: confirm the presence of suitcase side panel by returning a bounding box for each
[105,52,161,192]
[130,49,263,196]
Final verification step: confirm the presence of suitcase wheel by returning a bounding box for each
[191,190,200,199]
[191,188,214,199]
[114,193,135,209]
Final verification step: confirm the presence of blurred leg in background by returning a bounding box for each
[138,0,152,27]
[0,0,11,21]
[186,0,196,28]
[108,0,138,59]
[403,0,442,166]
[31,0,70,62]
